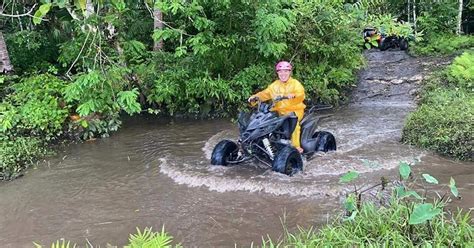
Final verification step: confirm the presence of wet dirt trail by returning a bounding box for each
[0,50,472,247]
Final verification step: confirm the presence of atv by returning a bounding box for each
[363,27,409,51]
[210,97,336,175]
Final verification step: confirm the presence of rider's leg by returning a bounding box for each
[291,110,304,153]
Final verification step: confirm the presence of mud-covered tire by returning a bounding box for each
[272,146,303,175]
[211,140,238,166]
[379,39,390,51]
[400,39,409,50]
[315,131,337,152]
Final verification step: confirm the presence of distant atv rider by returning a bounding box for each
[248,61,306,153]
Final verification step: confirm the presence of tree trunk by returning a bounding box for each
[85,0,94,18]
[413,0,417,33]
[0,31,13,74]
[153,7,163,51]
[407,0,411,23]
[457,0,463,35]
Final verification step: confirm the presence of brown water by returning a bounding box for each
[0,51,473,247]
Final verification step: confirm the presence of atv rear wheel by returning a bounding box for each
[315,131,337,152]
[211,140,238,166]
[272,146,303,175]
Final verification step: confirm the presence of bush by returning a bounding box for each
[447,52,474,91]
[5,31,59,74]
[142,0,364,116]
[263,201,473,247]
[262,164,473,247]
[0,74,69,140]
[411,34,474,56]
[402,52,474,160]
[33,227,180,248]
[0,136,50,180]
[403,93,473,160]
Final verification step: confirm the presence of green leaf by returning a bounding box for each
[78,0,87,11]
[422,174,439,184]
[449,177,459,198]
[399,162,411,180]
[80,120,88,128]
[343,210,358,222]
[343,194,357,212]
[339,171,359,183]
[409,203,442,224]
[32,10,44,25]
[39,3,52,14]
[396,186,423,200]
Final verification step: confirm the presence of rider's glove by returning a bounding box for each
[248,96,259,103]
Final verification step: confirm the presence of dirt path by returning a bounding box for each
[351,50,451,105]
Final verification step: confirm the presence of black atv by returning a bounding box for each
[210,97,336,175]
[363,27,409,51]
[379,35,409,51]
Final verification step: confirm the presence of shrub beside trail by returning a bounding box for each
[403,52,474,161]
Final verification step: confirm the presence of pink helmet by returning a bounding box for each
[275,61,292,71]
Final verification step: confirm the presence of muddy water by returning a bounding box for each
[1,51,473,247]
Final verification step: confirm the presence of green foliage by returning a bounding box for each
[411,34,474,56]
[339,171,359,183]
[422,174,439,184]
[409,203,442,225]
[366,14,416,39]
[145,0,364,111]
[416,1,459,38]
[403,53,474,160]
[447,52,474,90]
[33,238,76,248]
[399,161,411,180]
[5,31,59,74]
[262,163,472,247]
[35,227,179,248]
[0,74,69,140]
[262,201,472,247]
[0,136,50,180]
[403,92,473,160]
[125,227,181,248]
[65,68,140,115]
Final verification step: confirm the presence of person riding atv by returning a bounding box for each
[363,27,409,51]
[210,61,337,175]
[248,61,305,153]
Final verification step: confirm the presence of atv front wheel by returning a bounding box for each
[272,146,303,175]
[211,140,238,166]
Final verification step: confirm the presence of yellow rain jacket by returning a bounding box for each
[252,77,306,149]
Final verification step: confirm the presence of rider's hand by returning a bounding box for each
[273,95,283,101]
[248,96,259,103]
[287,94,296,99]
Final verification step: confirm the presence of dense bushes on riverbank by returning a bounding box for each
[262,164,473,247]
[403,52,474,160]
[1,1,367,180]
[263,201,472,247]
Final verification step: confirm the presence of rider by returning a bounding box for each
[248,61,306,153]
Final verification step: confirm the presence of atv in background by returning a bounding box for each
[363,27,409,51]
[210,97,336,176]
